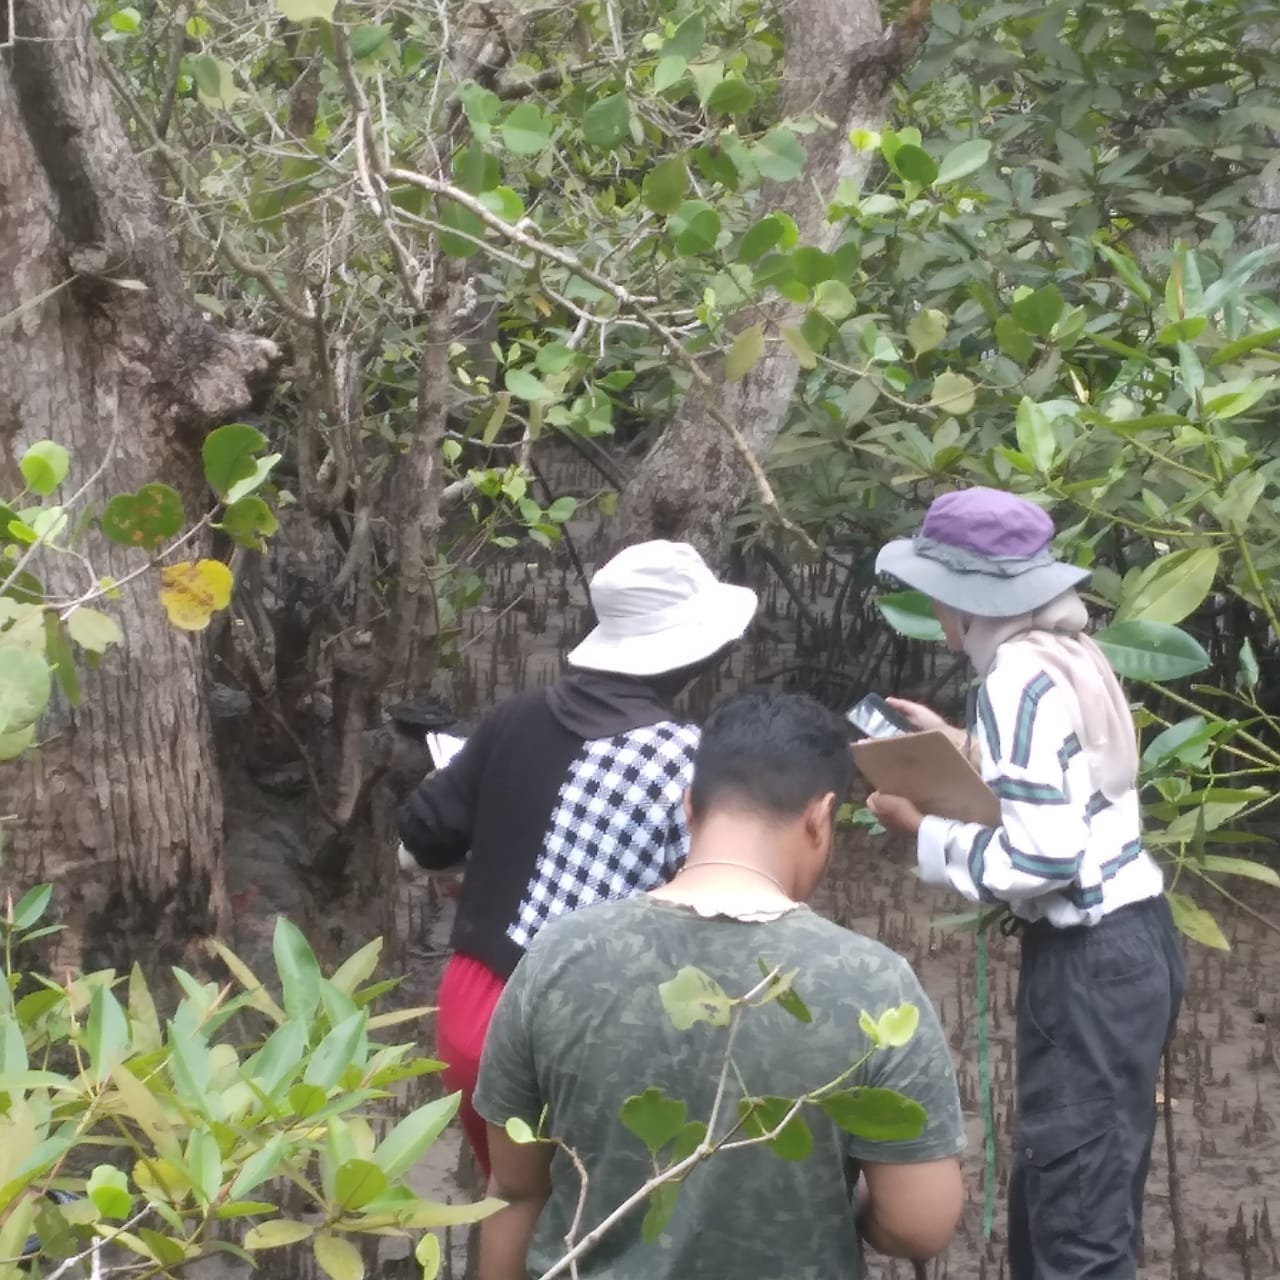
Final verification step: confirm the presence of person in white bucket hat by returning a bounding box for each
[397,540,757,1177]
[566,539,759,675]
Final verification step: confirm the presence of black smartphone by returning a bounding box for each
[846,694,915,741]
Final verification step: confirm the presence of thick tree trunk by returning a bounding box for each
[613,0,929,560]
[0,0,277,969]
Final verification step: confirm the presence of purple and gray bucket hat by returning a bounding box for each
[875,487,1091,619]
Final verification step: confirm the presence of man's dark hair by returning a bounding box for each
[689,690,853,821]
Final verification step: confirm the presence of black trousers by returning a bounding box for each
[1008,896,1185,1280]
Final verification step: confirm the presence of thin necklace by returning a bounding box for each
[680,859,792,898]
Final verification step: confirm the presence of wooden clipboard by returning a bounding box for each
[851,730,1001,827]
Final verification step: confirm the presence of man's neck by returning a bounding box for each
[652,814,800,911]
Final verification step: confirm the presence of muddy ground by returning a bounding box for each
[217,460,1279,1278]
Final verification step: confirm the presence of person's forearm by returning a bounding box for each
[478,1198,544,1280]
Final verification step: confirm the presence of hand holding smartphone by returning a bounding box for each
[846,694,915,741]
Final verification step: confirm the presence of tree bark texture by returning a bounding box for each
[0,0,277,969]
[613,0,930,561]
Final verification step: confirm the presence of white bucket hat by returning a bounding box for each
[566,540,758,677]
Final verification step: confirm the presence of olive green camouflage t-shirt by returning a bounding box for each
[473,897,965,1280]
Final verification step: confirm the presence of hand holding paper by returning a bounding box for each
[398,731,470,878]
[866,791,925,836]
[851,728,1000,828]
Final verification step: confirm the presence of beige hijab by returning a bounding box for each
[947,590,1138,801]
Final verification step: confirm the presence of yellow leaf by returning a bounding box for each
[313,1234,364,1280]
[159,560,234,632]
[780,325,817,370]
[724,324,765,380]
[928,371,976,415]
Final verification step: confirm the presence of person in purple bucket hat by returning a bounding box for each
[866,487,1185,1280]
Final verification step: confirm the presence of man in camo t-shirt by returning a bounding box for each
[474,691,966,1280]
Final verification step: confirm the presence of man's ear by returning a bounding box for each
[807,792,837,845]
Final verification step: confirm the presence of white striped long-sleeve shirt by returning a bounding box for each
[916,647,1164,928]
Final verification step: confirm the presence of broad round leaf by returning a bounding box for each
[929,370,976,415]
[20,442,70,497]
[662,11,707,59]
[738,1096,813,1161]
[890,144,939,186]
[752,130,805,182]
[582,92,631,148]
[0,645,52,734]
[203,423,267,499]
[66,607,123,655]
[820,1087,927,1141]
[101,483,185,551]
[907,309,948,354]
[653,54,688,93]
[658,965,732,1029]
[478,186,525,222]
[87,1165,132,1221]
[1011,284,1065,337]
[348,25,391,58]
[792,247,838,287]
[158,560,234,632]
[535,343,575,375]
[500,104,552,156]
[1093,621,1210,682]
[505,368,553,401]
[218,496,280,550]
[641,156,689,216]
[453,144,499,194]
[738,215,789,262]
[706,76,756,115]
[995,314,1035,362]
[504,1117,536,1144]
[874,1003,920,1048]
[668,200,721,255]
[436,199,486,257]
[814,280,856,322]
[621,1087,688,1153]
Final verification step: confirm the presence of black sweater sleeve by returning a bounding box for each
[396,714,495,870]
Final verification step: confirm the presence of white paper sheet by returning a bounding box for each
[426,731,466,769]
[398,730,470,876]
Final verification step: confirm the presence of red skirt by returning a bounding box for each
[435,951,508,1178]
